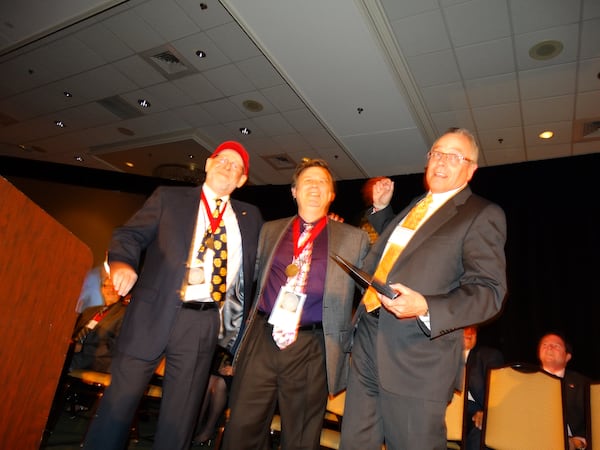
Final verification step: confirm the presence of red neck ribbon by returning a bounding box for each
[292,216,327,259]
[201,191,227,234]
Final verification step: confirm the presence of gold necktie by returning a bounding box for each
[362,193,433,312]
[210,199,227,303]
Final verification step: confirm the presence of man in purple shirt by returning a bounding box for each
[221,159,370,450]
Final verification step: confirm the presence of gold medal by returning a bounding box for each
[188,267,205,284]
[205,236,214,250]
[285,264,299,277]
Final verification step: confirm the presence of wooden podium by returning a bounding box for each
[0,177,92,449]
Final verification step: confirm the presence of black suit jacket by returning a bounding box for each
[562,369,589,441]
[109,185,262,360]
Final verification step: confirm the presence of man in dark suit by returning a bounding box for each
[463,326,504,450]
[538,332,589,450]
[221,159,370,450]
[84,141,263,450]
[340,128,507,449]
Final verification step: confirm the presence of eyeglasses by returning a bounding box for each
[427,150,474,166]
[214,156,243,174]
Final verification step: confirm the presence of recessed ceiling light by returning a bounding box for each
[240,127,251,135]
[55,120,65,128]
[200,3,208,10]
[138,99,151,108]
[195,50,207,58]
[539,131,554,139]
[125,162,134,167]
[242,99,263,112]
[74,155,84,162]
[63,91,72,97]
[529,40,563,61]
[188,154,194,159]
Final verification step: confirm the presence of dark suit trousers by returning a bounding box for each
[340,312,447,450]
[84,306,220,450]
[222,313,328,450]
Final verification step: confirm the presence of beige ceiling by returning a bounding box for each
[1,0,599,186]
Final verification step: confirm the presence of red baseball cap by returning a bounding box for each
[211,140,249,175]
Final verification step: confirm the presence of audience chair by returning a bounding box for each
[589,381,600,450]
[445,387,465,449]
[481,364,568,450]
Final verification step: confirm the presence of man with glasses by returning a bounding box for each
[84,141,262,450]
[340,128,507,449]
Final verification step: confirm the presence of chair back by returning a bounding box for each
[445,388,465,445]
[589,382,600,450]
[482,364,568,450]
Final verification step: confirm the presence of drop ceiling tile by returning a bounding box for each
[583,0,600,19]
[430,110,476,134]
[260,84,305,112]
[67,65,139,101]
[464,73,519,107]
[135,0,199,42]
[444,0,511,47]
[302,129,339,149]
[236,55,284,89]
[103,9,165,53]
[509,0,581,35]
[483,147,527,165]
[271,133,311,152]
[171,32,231,72]
[518,62,577,100]
[75,22,134,63]
[478,126,524,150]
[577,57,600,92]
[124,82,193,112]
[112,55,167,87]
[524,121,572,146]
[250,113,295,136]
[473,102,522,130]
[407,50,461,87]
[202,64,255,96]
[229,91,277,117]
[390,10,450,57]
[206,21,261,62]
[175,0,234,30]
[514,23,580,71]
[455,37,515,80]
[575,91,600,119]
[381,0,439,20]
[283,109,324,132]
[172,72,222,103]
[580,18,600,59]
[201,98,247,122]
[527,143,572,160]
[421,82,469,113]
[172,104,218,128]
[522,95,574,125]
[573,140,600,155]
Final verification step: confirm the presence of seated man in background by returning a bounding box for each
[70,275,128,373]
[538,332,589,450]
[463,326,503,450]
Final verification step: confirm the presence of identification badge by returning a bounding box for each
[268,288,306,330]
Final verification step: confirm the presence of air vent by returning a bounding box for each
[574,118,600,142]
[142,46,197,80]
[263,153,296,170]
[97,96,143,120]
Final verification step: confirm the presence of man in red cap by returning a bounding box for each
[85,141,263,450]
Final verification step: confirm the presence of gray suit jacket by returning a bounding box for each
[362,186,507,402]
[238,216,369,394]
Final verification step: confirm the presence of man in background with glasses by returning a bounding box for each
[341,128,507,449]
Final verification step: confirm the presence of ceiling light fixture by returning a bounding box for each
[529,40,563,61]
[138,99,151,108]
[125,162,134,167]
[195,50,206,58]
[240,127,251,135]
[200,3,208,10]
[63,91,72,97]
[539,131,554,139]
[74,155,84,162]
[242,99,264,112]
[55,120,65,128]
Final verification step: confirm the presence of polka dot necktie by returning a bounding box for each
[210,199,227,303]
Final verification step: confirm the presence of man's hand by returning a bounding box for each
[379,282,428,318]
[472,411,484,430]
[372,178,394,211]
[109,261,138,297]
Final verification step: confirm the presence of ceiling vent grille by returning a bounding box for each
[97,96,143,120]
[263,153,296,170]
[142,46,196,80]
[574,118,600,142]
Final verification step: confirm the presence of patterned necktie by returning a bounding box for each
[362,193,433,312]
[210,199,227,303]
[272,223,314,349]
